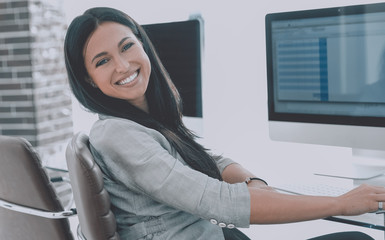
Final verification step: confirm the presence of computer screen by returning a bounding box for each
[265,3,385,179]
[143,19,203,118]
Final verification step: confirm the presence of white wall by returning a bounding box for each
[63,1,385,239]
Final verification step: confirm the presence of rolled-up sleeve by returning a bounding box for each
[210,154,236,174]
[90,118,251,228]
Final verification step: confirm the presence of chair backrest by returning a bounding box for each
[66,132,120,240]
[0,135,74,240]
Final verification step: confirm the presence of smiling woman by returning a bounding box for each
[63,6,384,240]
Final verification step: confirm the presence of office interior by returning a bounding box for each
[2,0,385,239]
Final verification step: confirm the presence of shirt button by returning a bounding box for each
[218,222,226,228]
[227,224,235,229]
[210,219,218,225]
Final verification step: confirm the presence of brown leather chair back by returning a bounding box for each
[66,132,120,240]
[0,135,74,240]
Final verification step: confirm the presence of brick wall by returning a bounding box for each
[0,0,73,168]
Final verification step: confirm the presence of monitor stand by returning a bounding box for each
[315,148,385,180]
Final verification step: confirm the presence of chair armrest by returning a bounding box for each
[0,198,77,219]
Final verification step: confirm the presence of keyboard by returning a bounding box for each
[273,183,352,197]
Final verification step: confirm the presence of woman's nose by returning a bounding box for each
[115,56,130,73]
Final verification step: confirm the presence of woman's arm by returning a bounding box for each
[221,163,385,224]
[221,163,270,188]
[248,183,385,224]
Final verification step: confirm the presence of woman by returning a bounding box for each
[64,7,385,240]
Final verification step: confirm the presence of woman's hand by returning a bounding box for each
[337,184,385,216]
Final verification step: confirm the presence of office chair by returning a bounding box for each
[65,132,121,240]
[0,135,76,240]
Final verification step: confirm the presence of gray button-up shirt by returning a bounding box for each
[89,115,250,239]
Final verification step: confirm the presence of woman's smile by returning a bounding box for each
[115,70,139,86]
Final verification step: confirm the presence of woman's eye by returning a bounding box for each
[122,42,134,52]
[96,58,109,67]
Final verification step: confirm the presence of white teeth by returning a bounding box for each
[116,71,138,85]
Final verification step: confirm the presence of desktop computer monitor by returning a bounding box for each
[143,17,204,136]
[265,2,385,179]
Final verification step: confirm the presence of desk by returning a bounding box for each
[326,213,384,231]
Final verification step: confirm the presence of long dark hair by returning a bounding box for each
[64,7,222,180]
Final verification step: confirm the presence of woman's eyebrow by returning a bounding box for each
[91,52,107,63]
[91,37,132,64]
[118,37,130,47]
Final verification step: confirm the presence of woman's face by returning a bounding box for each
[83,21,151,112]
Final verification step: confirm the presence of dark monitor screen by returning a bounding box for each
[143,19,203,118]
